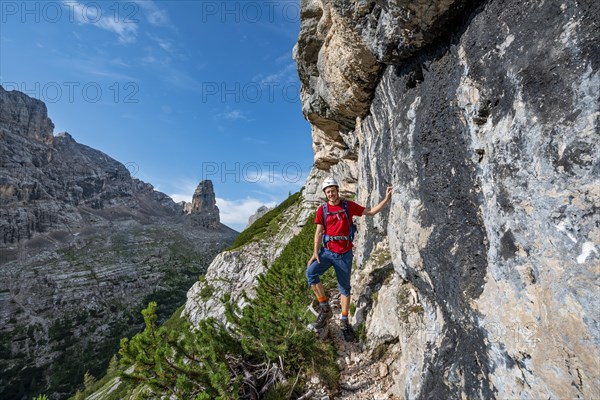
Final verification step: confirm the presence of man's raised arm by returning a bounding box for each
[362,186,393,216]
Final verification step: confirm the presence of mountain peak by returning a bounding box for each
[0,84,54,144]
[187,180,220,228]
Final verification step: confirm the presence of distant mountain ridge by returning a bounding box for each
[0,85,237,400]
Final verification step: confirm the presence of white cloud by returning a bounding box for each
[135,1,172,27]
[170,193,190,204]
[54,57,138,81]
[110,58,130,68]
[168,179,199,203]
[168,179,198,204]
[63,0,139,44]
[216,197,277,231]
[216,110,251,121]
[147,33,175,53]
[87,68,137,81]
[253,62,298,85]
[141,54,158,64]
[275,51,293,65]
[254,164,307,190]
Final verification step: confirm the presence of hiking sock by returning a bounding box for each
[318,296,329,307]
[341,311,349,321]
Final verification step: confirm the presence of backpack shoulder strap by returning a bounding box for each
[341,200,349,216]
[342,200,355,242]
[321,202,329,247]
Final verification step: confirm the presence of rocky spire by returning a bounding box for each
[188,180,220,228]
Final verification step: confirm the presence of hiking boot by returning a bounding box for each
[340,318,354,342]
[312,304,333,330]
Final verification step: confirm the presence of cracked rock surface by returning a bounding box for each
[296,0,599,398]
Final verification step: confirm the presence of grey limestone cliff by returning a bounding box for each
[295,0,599,398]
[0,86,237,400]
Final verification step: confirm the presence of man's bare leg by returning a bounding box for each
[310,282,327,300]
[341,294,350,316]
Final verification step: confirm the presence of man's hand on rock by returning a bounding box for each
[385,185,393,201]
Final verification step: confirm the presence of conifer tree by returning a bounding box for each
[83,371,96,390]
[119,301,243,399]
[107,354,119,375]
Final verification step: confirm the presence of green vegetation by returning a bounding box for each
[369,264,395,287]
[228,191,302,250]
[355,323,367,343]
[199,283,215,301]
[368,264,395,307]
[372,247,392,267]
[67,352,134,400]
[371,291,379,304]
[68,313,183,400]
[224,209,339,387]
[114,196,340,398]
[37,228,223,400]
[372,337,399,362]
[58,247,77,262]
[398,287,424,323]
[120,302,243,399]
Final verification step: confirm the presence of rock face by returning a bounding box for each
[0,86,237,400]
[293,0,382,134]
[296,0,599,399]
[246,205,273,228]
[293,0,475,136]
[0,86,54,144]
[187,180,220,228]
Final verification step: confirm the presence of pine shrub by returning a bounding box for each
[116,193,340,398]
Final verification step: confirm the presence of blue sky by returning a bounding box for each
[0,0,313,231]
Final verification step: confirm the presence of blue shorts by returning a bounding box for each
[306,248,353,296]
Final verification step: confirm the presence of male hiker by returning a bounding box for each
[307,177,393,341]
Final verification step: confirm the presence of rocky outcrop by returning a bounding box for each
[187,180,220,228]
[0,86,54,144]
[293,0,475,137]
[0,86,237,400]
[296,0,599,399]
[293,0,383,134]
[246,205,273,228]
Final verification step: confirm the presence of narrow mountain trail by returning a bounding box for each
[305,295,397,400]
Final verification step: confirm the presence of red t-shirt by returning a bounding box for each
[315,200,365,253]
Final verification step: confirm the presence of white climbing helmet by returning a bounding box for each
[321,177,339,191]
